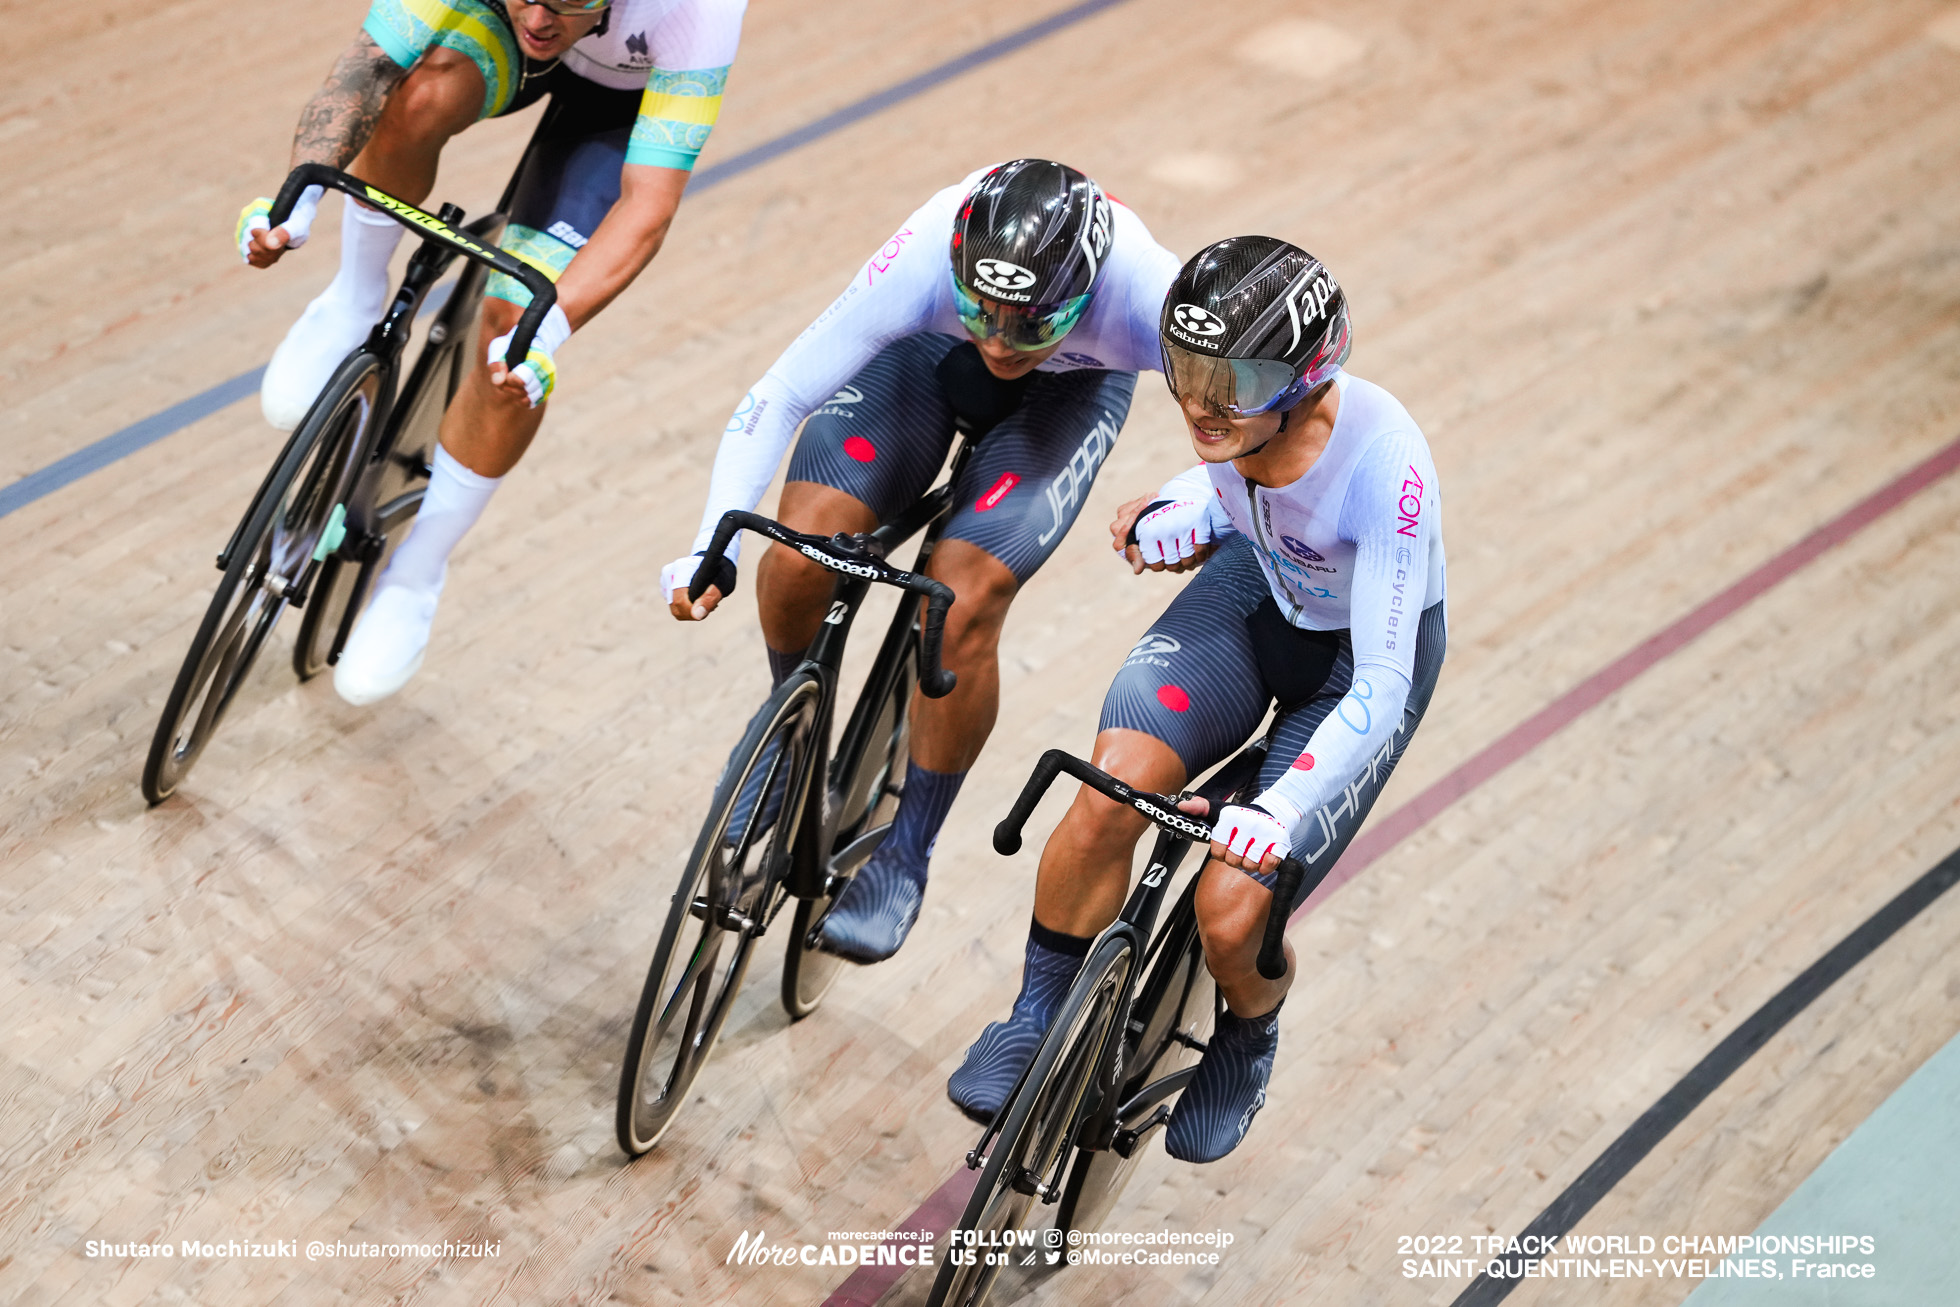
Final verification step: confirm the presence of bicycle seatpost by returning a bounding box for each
[269,164,556,368]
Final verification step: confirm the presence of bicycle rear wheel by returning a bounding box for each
[782,640,916,1018]
[294,246,485,679]
[616,673,822,1155]
[929,934,1134,1307]
[142,353,378,803]
[1056,895,1215,1235]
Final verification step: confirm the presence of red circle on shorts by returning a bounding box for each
[1157,685,1190,713]
[844,436,877,463]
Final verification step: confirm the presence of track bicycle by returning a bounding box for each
[140,162,556,804]
[927,746,1317,1307]
[615,347,1034,1156]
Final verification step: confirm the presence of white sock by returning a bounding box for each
[380,446,503,595]
[320,195,405,320]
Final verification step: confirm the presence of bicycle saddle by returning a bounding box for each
[934,341,1033,438]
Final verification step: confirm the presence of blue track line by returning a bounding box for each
[0,0,1136,522]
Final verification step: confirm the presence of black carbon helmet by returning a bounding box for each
[951,159,1115,307]
[1160,236,1351,415]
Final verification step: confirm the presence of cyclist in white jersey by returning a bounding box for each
[663,160,1182,965]
[948,237,1449,1164]
[238,0,745,705]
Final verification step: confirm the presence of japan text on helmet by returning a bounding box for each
[1159,236,1351,417]
[949,160,1115,350]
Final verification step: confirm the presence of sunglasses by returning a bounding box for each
[951,273,1091,352]
[520,0,610,15]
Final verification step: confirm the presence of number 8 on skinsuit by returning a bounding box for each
[951,237,1448,1165]
[238,0,744,707]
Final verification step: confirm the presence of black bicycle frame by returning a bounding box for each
[693,439,976,902]
[968,743,1312,1180]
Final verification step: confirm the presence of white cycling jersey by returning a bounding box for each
[1156,372,1447,824]
[561,0,743,90]
[688,165,1182,558]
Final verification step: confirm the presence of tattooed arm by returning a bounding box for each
[291,31,408,169]
[241,33,406,269]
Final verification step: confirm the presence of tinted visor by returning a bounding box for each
[951,273,1092,352]
[524,0,609,13]
[1160,341,1302,417]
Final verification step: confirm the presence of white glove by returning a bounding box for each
[661,554,702,605]
[1213,796,1303,867]
[236,185,323,263]
[661,551,738,606]
[1132,497,1213,565]
[487,302,573,408]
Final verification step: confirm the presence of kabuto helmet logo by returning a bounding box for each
[974,259,1037,297]
[953,161,1118,307]
[1170,303,1225,346]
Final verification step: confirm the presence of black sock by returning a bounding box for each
[1028,915,1094,957]
[766,645,808,687]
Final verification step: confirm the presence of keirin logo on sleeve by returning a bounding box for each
[1123,632,1181,668]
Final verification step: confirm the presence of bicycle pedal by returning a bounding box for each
[688,895,710,921]
[1171,1030,1209,1053]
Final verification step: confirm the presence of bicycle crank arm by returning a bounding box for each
[1112,1104,1174,1159]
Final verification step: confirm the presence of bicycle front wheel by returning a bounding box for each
[783,639,915,1019]
[929,933,1134,1307]
[1056,911,1215,1235]
[616,674,823,1156]
[142,353,378,802]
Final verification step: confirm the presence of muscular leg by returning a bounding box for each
[908,538,1020,773]
[813,538,1021,964]
[1194,860,1294,1017]
[1031,727,1187,936]
[438,296,546,477]
[349,47,483,205]
[754,480,881,654]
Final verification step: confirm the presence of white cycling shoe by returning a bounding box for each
[333,582,441,705]
[261,293,376,431]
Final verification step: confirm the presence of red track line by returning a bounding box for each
[820,431,1960,1307]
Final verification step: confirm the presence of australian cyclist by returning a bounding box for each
[949,236,1449,1163]
[239,0,745,705]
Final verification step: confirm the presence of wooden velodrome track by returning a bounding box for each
[4,0,1960,1302]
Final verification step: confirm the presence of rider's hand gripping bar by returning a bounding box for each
[270,163,557,369]
[691,510,959,700]
[993,748,1321,981]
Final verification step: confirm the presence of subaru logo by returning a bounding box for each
[1173,303,1224,337]
[975,258,1036,292]
[1281,535,1325,562]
